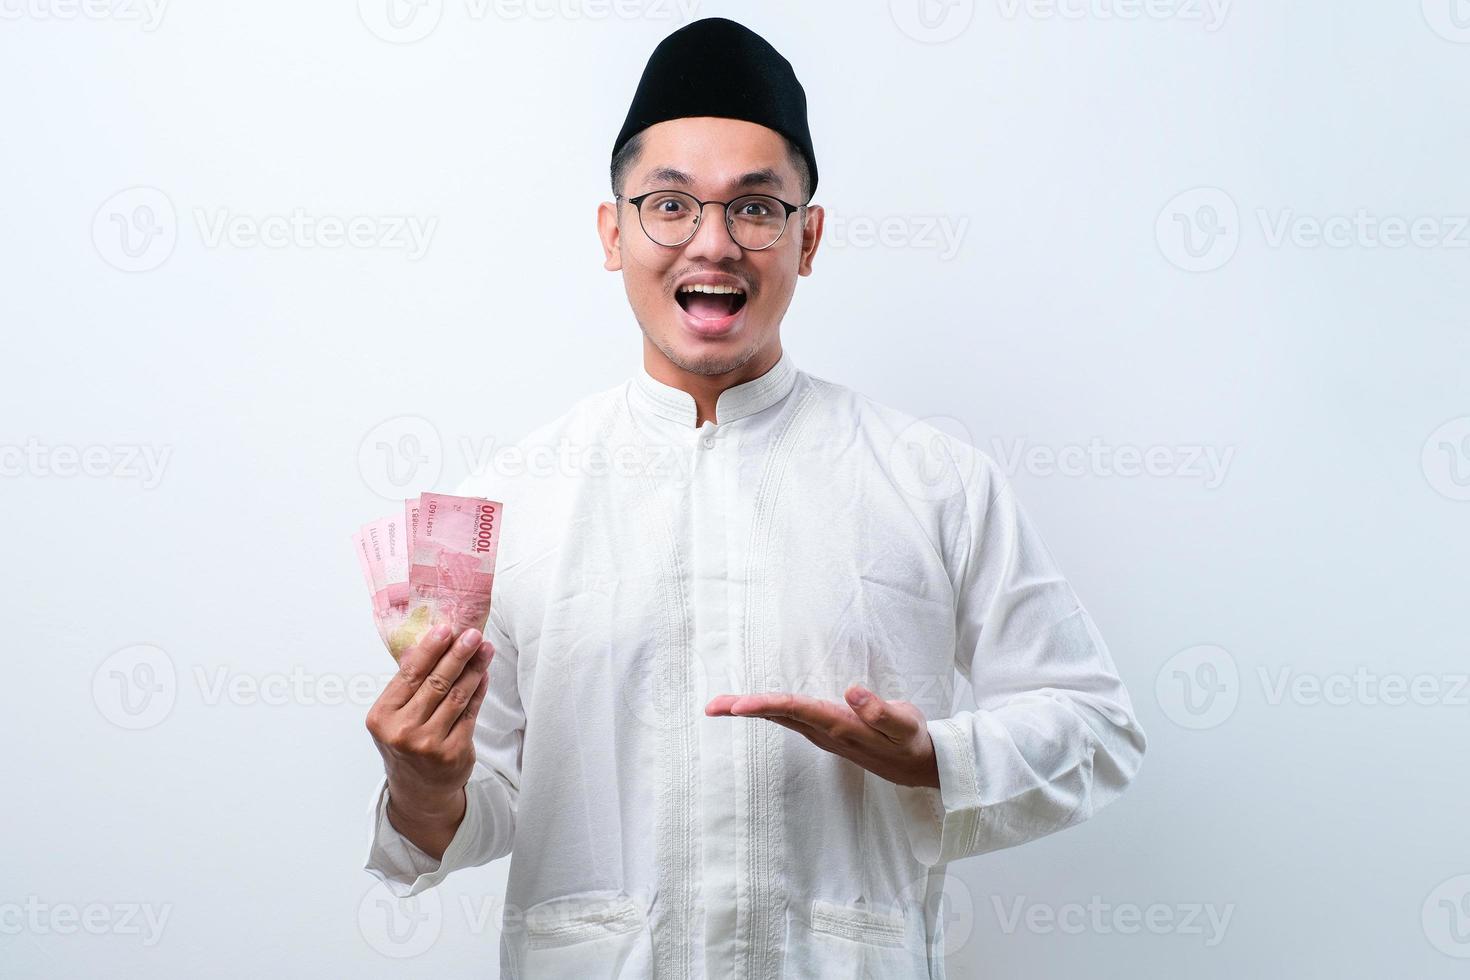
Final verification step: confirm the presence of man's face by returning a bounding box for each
[598,116,823,378]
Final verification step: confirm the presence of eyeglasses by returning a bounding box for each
[618,190,804,251]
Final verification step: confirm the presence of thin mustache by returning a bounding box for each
[670,272,755,292]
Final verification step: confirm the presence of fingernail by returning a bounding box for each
[432,625,452,641]
[848,688,871,706]
[460,628,483,648]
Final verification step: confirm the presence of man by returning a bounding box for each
[364,17,1145,979]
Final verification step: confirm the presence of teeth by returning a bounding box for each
[678,283,745,295]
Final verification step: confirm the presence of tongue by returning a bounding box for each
[684,292,737,319]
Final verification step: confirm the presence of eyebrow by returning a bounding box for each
[639,167,788,194]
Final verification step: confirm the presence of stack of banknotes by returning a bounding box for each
[352,492,504,661]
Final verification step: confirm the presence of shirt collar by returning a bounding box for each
[632,351,797,428]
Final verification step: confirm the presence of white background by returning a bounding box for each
[3,0,1468,976]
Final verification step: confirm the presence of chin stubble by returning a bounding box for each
[641,323,764,378]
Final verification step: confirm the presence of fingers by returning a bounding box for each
[448,667,491,743]
[377,625,455,710]
[706,691,876,747]
[703,694,743,716]
[705,688,934,788]
[844,686,914,743]
[403,627,484,721]
[426,640,494,736]
[758,714,843,753]
[730,692,853,731]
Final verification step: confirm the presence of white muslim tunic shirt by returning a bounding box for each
[363,351,1147,979]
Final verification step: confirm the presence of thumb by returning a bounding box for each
[844,685,914,741]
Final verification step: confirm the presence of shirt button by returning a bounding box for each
[702,435,715,449]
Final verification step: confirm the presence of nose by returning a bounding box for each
[682,202,743,262]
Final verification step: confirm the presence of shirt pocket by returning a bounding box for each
[516,890,653,980]
[782,898,931,980]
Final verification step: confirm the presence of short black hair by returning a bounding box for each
[610,130,813,205]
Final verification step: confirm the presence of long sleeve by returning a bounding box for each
[895,456,1147,867]
[363,604,526,897]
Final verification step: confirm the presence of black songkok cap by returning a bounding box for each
[612,17,818,199]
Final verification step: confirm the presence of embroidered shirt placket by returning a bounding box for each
[739,384,821,980]
[619,404,698,979]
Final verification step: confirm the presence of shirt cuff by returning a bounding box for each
[362,777,479,898]
[894,716,984,867]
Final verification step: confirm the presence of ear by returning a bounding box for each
[796,204,824,277]
[597,200,624,272]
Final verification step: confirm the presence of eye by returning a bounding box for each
[648,195,691,214]
[735,200,774,217]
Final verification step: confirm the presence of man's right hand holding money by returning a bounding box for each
[365,625,495,860]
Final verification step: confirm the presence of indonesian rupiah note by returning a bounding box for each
[352,493,503,661]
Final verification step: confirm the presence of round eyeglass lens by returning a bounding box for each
[637,191,701,247]
[636,192,790,249]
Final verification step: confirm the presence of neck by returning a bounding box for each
[642,339,783,426]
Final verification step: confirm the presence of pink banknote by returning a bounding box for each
[351,530,387,643]
[352,493,503,661]
[409,492,502,637]
[405,499,421,560]
[362,515,411,610]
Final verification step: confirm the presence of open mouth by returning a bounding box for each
[676,282,748,320]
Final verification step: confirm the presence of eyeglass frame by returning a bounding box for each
[616,190,807,251]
